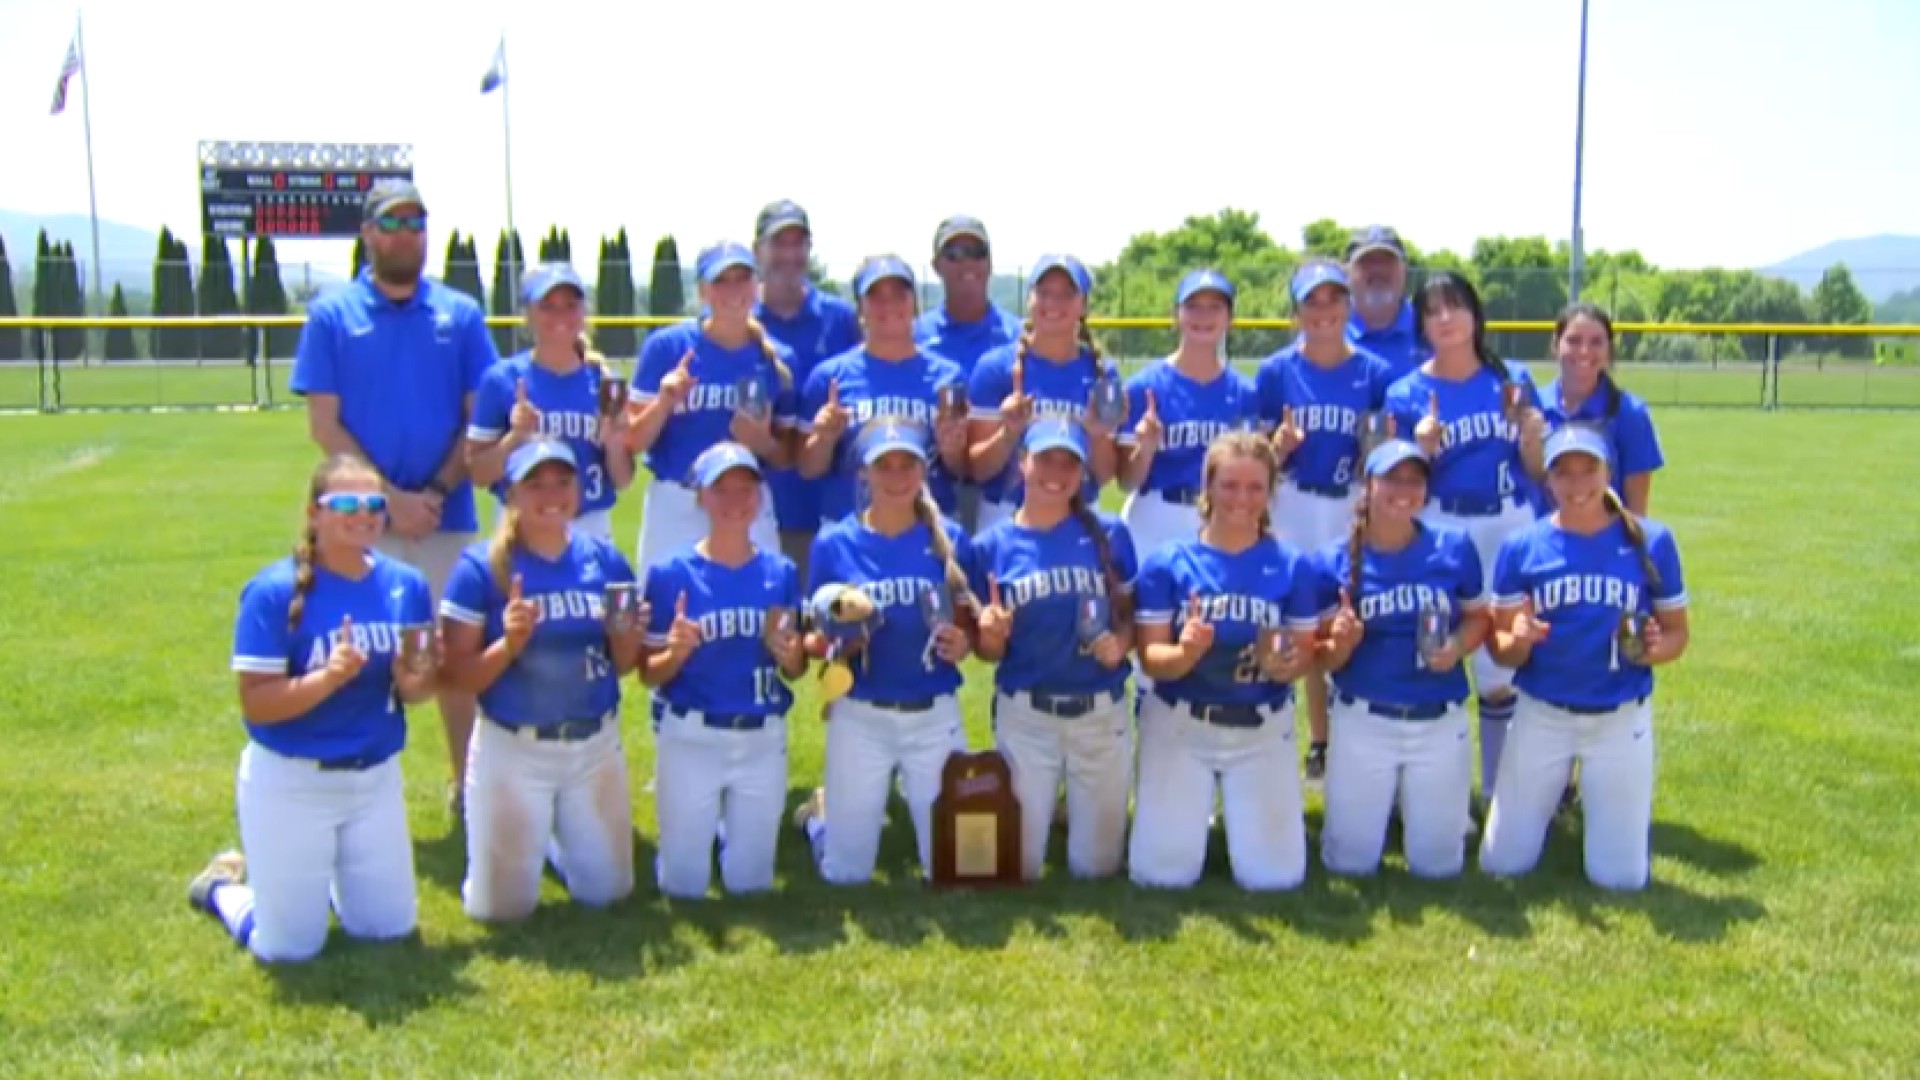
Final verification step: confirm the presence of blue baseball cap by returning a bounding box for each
[692,442,762,489]
[1028,254,1094,296]
[521,262,586,306]
[1177,268,1236,307]
[857,417,931,466]
[1346,225,1407,262]
[1365,438,1429,478]
[506,437,578,484]
[854,255,916,296]
[696,241,757,284]
[1023,417,1089,462]
[1291,262,1351,306]
[1545,425,1613,469]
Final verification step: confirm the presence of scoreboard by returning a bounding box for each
[197,141,414,240]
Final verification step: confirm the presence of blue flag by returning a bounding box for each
[480,40,506,94]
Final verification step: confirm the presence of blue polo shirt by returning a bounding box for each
[914,303,1023,377]
[292,270,497,533]
[1347,301,1429,382]
[756,286,863,532]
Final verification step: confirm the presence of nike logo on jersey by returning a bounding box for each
[391,586,407,599]
[1529,574,1642,616]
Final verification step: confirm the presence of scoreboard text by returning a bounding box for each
[199,166,415,239]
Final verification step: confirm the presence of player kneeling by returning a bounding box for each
[440,438,647,919]
[189,454,437,963]
[640,444,808,898]
[1128,433,1321,891]
[1314,440,1491,878]
[1481,427,1690,890]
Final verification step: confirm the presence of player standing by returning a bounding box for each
[1314,440,1491,878]
[1256,258,1397,785]
[1541,303,1665,515]
[967,255,1121,532]
[1129,433,1322,890]
[640,443,809,898]
[792,418,978,885]
[1345,225,1429,380]
[970,419,1139,880]
[1481,427,1690,889]
[439,438,646,919]
[467,263,636,539]
[291,179,496,819]
[188,453,437,963]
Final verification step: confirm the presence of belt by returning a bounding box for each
[491,713,607,742]
[653,700,772,731]
[1152,486,1203,506]
[1540,695,1649,716]
[1337,692,1453,722]
[1154,687,1266,728]
[1024,687,1123,719]
[856,697,937,713]
[1291,480,1351,498]
[313,751,395,772]
[1437,493,1519,517]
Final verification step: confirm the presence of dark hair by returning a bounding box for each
[1553,301,1621,419]
[1414,272,1509,384]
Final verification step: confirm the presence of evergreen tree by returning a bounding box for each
[491,230,527,356]
[198,236,242,359]
[105,284,138,361]
[250,236,294,359]
[595,230,637,359]
[59,242,86,360]
[648,235,685,320]
[0,234,19,362]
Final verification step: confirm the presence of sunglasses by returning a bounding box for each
[316,492,390,516]
[372,212,427,235]
[939,242,989,262]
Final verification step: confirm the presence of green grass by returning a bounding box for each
[2,411,1918,1077]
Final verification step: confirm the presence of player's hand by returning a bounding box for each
[1415,391,1444,457]
[1637,616,1678,666]
[729,405,775,448]
[502,575,539,656]
[509,378,542,438]
[1178,592,1214,659]
[1000,356,1035,436]
[1088,632,1126,670]
[323,615,368,685]
[1518,406,1547,451]
[814,377,851,439]
[666,591,703,654]
[766,611,804,669]
[659,350,697,409]
[976,575,1013,652]
[1508,597,1551,649]
[1135,389,1164,450]
[1327,588,1364,651]
[1423,636,1463,673]
[935,413,970,464]
[1272,405,1305,461]
[387,489,441,540]
[930,622,970,665]
[1081,380,1120,439]
[598,401,631,450]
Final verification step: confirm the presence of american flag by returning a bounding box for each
[50,35,81,116]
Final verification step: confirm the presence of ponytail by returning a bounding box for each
[1346,485,1369,603]
[575,332,616,382]
[1600,370,1623,419]
[1603,488,1660,590]
[746,315,794,393]
[488,506,521,593]
[914,487,975,610]
[1476,342,1513,385]
[288,523,318,632]
[1075,318,1107,371]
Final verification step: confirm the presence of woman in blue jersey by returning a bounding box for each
[966,255,1121,532]
[641,442,808,899]
[1118,269,1263,566]
[1258,258,1398,784]
[1481,427,1690,889]
[468,263,636,539]
[792,417,978,885]
[1383,272,1547,808]
[1129,432,1323,891]
[1314,440,1491,878]
[799,256,970,525]
[440,438,647,919]
[1541,303,1664,515]
[970,419,1139,881]
[628,241,798,578]
[188,453,437,964]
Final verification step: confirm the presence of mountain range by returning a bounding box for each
[1759,234,1920,301]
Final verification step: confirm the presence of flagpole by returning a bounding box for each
[76,10,103,317]
[499,33,517,293]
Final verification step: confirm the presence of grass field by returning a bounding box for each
[2,410,1918,1078]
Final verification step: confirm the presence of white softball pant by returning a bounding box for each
[1480,693,1655,890]
[1420,498,1535,695]
[652,707,789,898]
[1320,698,1473,878]
[1270,481,1358,552]
[1128,695,1306,891]
[462,712,635,919]
[233,742,416,963]
[815,696,963,885]
[635,478,779,588]
[992,691,1132,881]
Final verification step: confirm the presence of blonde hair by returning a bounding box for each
[1603,487,1661,590]
[1196,431,1277,536]
[290,454,384,630]
[487,506,520,593]
[914,486,976,610]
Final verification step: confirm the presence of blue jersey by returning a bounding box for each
[643,550,800,717]
[1492,517,1688,710]
[441,533,638,727]
[1314,525,1485,708]
[1347,302,1428,382]
[1135,537,1326,708]
[800,347,967,523]
[1542,377,1665,493]
[230,553,433,763]
[1118,360,1263,497]
[968,343,1108,507]
[469,352,620,516]
[1384,364,1541,509]
[1255,344,1396,491]
[632,321,799,488]
[968,511,1140,696]
[807,515,978,704]
[914,303,1023,376]
[291,271,497,533]
[756,287,862,532]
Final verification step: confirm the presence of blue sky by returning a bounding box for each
[3,0,1917,278]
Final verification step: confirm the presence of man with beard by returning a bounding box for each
[290,179,499,820]
[1345,225,1429,380]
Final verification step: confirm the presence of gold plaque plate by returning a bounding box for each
[953,812,998,877]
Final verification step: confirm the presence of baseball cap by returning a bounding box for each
[1346,225,1407,262]
[857,417,931,466]
[1545,425,1612,469]
[696,241,757,284]
[854,255,916,297]
[1365,438,1430,478]
[1177,268,1236,307]
[521,263,586,305]
[1027,254,1094,296]
[933,215,990,254]
[1290,262,1351,306]
[754,200,811,243]
[363,179,426,221]
[692,442,762,489]
[506,437,578,484]
[1023,417,1089,462]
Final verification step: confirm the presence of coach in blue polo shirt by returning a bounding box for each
[1345,225,1429,380]
[290,178,499,818]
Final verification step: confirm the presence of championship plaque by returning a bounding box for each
[931,751,1022,888]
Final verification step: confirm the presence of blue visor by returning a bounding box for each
[696,241,757,284]
[522,262,586,306]
[692,442,762,489]
[506,437,578,484]
[1291,262,1351,305]
[1176,268,1236,307]
[1028,254,1093,296]
[1545,425,1612,469]
[1365,438,1429,478]
[858,418,931,466]
[854,255,916,296]
[1023,417,1088,461]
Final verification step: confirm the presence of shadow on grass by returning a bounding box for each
[263,935,482,1026]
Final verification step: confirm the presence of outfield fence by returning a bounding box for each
[1,317,1917,415]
